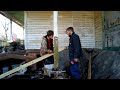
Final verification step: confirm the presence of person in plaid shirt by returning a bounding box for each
[39,30,54,66]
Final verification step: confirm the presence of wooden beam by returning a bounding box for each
[7,50,26,55]
[0,54,30,61]
[0,53,6,57]
[0,57,10,61]
[53,11,59,69]
[26,49,40,53]
[54,37,59,69]
[9,54,31,60]
[0,51,26,61]
[0,48,64,79]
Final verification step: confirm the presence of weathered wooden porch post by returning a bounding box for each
[53,11,59,69]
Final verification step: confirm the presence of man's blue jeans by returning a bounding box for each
[70,62,80,79]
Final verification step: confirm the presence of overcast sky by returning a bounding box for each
[0,14,24,41]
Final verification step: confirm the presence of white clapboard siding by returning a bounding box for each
[25,11,102,49]
[72,11,95,48]
[58,12,72,48]
[25,11,53,49]
[94,11,102,49]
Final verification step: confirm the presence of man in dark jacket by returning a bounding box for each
[65,27,83,79]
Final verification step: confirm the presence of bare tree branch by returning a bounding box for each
[0,18,10,41]
[0,21,6,30]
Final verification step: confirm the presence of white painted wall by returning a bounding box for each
[24,11,102,49]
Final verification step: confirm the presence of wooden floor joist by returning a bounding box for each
[0,48,64,79]
[0,54,31,61]
[0,50,26,61]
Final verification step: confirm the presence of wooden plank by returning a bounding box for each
[0,53,6,57]
[26,49,40,53]
[7,50,26,55]
[0,54,53,79]
[0,51,26,61]
[0,48,64,79]
[0,57,10,61]
[0,54,31,61]
[9,54,31,60]
[54,37,59,69]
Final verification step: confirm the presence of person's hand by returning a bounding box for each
[64,46,68,50]
[70,61,74,64]
[74,58,79,62]
[47,50,52,54]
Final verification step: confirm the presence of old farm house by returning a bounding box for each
[0,11,120,79]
